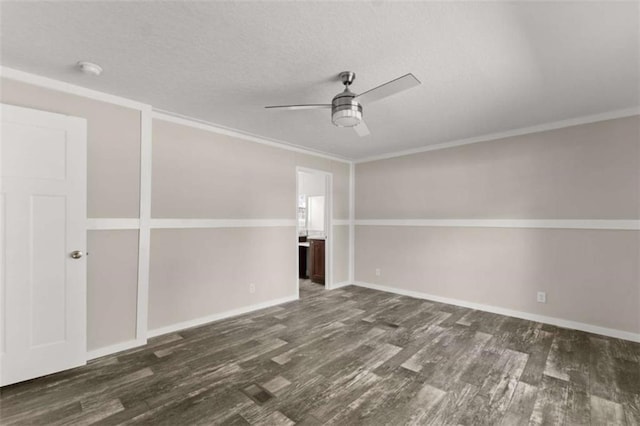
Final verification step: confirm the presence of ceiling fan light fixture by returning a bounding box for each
[332,106,362,127]
[331,90,362,127]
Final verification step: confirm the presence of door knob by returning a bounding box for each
[70,250,83,259]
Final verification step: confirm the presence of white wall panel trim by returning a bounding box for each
[355,219,640,230]
[153,110,352,164]
[0,66,149,111]
[148,294,298,338]
[87,338,146,361]
[150,219,297,229]
[86,219,638,231]
[86,219,140,230]
[353,281,640,343]
[86,218,302,229]
[135,105,153,345]
[355,109,640,164]
[349,162,355,284]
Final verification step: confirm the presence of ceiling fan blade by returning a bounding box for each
[264,104,331,110]
[354,73,421,104]
[354,120,370,137]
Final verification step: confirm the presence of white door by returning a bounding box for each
[0,103,87,386]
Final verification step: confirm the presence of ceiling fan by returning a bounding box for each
[265,71,421,137]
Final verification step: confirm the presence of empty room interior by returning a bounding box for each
[1,1,639,425]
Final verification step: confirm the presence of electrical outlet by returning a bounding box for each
[537,291,546,303]
[375,268,381,276]
[249,283,256,294]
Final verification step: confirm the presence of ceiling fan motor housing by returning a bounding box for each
[332,90,362,127]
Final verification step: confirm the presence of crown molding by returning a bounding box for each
[355,107,640,164]
[4,66,636,166]
[0,67,348,163]
[0,66,149,111]
[152,109,352,164]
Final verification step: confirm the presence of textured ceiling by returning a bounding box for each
[1,1,638,160]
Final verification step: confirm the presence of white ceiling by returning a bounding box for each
[1,1,638,160]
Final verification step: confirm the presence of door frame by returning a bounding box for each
[295,167,333,297]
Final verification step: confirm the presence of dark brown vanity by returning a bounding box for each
[308,237,325,285]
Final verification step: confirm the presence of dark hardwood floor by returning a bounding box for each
[1,280,639,425]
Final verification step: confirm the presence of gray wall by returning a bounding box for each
[149,227,295,330]
[355,116,640,334]
[87,231,139,349]
[149,119,350,331]
[1,78,141,218]
[5,71,636,351]
[1,77,351,352]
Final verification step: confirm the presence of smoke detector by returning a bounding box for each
[77,61,103,76]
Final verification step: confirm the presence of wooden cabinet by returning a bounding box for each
[309,239,325,284]
[298,236,308,278]
[298,246,308,278]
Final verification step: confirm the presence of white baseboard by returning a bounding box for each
[87,338,146,361]
[86,282,638,362]
[147,295,299,338]
[330,281,353,290]
[353,281,640,343]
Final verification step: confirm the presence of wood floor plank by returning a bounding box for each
[324,370,415,425]
[478,348,530,424]
[621,392,640,426]
[500,381,539,426]
[1,279,639,425]
[543,329,590,390]
[590,395,626,425]
[3,400,82,426]
[307,370,382,420]
[565,382,591,425]
[427,330,493,390]
[528,375,569,425]
[420,382,480,425]
[590,336,623,402]
[275,374,331,422]
[391,382,446,425]
[518,329,554,387]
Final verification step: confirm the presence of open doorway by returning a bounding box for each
[296,167,332,297]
